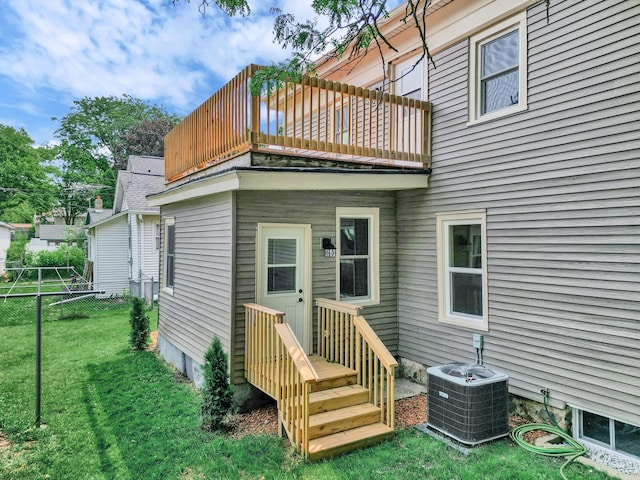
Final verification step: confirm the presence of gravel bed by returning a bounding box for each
[584,443,640,477]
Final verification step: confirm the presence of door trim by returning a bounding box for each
[256,223,312,353]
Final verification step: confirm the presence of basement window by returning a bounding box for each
[577,409,640,459]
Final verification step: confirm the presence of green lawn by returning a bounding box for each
[0,311,613,480]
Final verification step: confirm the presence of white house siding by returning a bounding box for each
[94,215,130,297]
[233,190,397,384]
[128,214,137,280]
[142,215,159,281]
[397,0,640,426]
[0,226,11,273]
[158,192,234,369]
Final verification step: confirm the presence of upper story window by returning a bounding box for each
[469,13,527,123]
[336,207,379,306]
[163,217,175,293]
[396,56,424,100]
[437,210,488,331]
[334,104,349,144]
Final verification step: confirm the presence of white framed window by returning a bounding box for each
[154,222,160,250]
[395,56,424,100]
[469,13,527,123]
[334,104,349,144]
[162,217,175,294]
[575,409,640,460]
[336,207,379,306]
[437,210,488,330]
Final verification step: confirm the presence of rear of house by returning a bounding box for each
[152,0,640,461]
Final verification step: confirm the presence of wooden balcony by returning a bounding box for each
[244,299,397,460]
[165,64,432,182]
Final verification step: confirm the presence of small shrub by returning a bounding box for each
[129,297,150,350]
[201,336,233,431]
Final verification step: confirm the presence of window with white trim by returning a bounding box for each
[337,207,379,305]
[154,222,160,250]
[437,211,488,330]
[469,13,527,123]
[576,409,640,459]
[163,218,175,293]
[334,104,349,144]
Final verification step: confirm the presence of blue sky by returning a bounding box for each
[0,0,317,146]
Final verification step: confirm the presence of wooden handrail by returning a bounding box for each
[315,298,397,430]
[273,323,318,457]
[353,316,398,369]
[165,65,432,182]
[244,303,285,398]
[274,323,319,383]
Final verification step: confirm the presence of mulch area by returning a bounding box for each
[227,394,428,439]
[0,431,9,451]
[146,335,539,444]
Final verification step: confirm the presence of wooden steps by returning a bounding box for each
[302,358,393,460]
[308,423,394,461]
[309,385,369,414]
[308,403,381,439]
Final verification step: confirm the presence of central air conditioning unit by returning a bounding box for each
[427,362,509,445]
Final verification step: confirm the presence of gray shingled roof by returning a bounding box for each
[127,155,164,176]
[118,170,165,212]
[85,209,113,225]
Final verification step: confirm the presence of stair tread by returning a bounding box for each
[308,423,393,454]
[309,356,357,380]
[309,403,380,427]
[309,384,368,402]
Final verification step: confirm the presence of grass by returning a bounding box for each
[0,311,615,480]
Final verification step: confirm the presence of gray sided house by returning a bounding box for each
[151,0,640,460]
[86,156,165,298]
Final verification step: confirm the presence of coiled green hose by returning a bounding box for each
[509,393,587,480]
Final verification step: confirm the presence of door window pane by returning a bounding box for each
[268,238,296,264]
[267,238,296,293]
[267,266,296,293]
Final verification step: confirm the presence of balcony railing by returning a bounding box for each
[165,64,432,182]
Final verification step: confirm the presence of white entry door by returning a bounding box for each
[256,224,312,353]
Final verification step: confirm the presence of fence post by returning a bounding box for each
[35,294,42,427]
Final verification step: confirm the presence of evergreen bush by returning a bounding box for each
[201,336,234,431]
[129,297,150,350]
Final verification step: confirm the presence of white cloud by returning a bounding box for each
[0,0,307,113]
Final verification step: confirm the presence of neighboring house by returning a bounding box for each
[28,210,84,253]
[0,221,15,273]
[149,0,640,461]
[86,156,165,298]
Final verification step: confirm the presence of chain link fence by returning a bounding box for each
[0,267,150,328]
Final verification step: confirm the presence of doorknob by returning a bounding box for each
[298,289,303,294]
[298,298,303,303]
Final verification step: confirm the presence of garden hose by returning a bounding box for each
[510,392,587,480]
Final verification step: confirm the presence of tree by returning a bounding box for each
[129,297,150,350]
[201,336,234,431]
[54,96,180,211]
[55,95,180,175]
[0,125,55,222]
[175,0,435,92]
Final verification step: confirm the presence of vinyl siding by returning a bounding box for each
[233,190,397,384]
[142,215,160,280]
[397,0,640,426]
[93,215,130,297]
[158,192,234,366]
